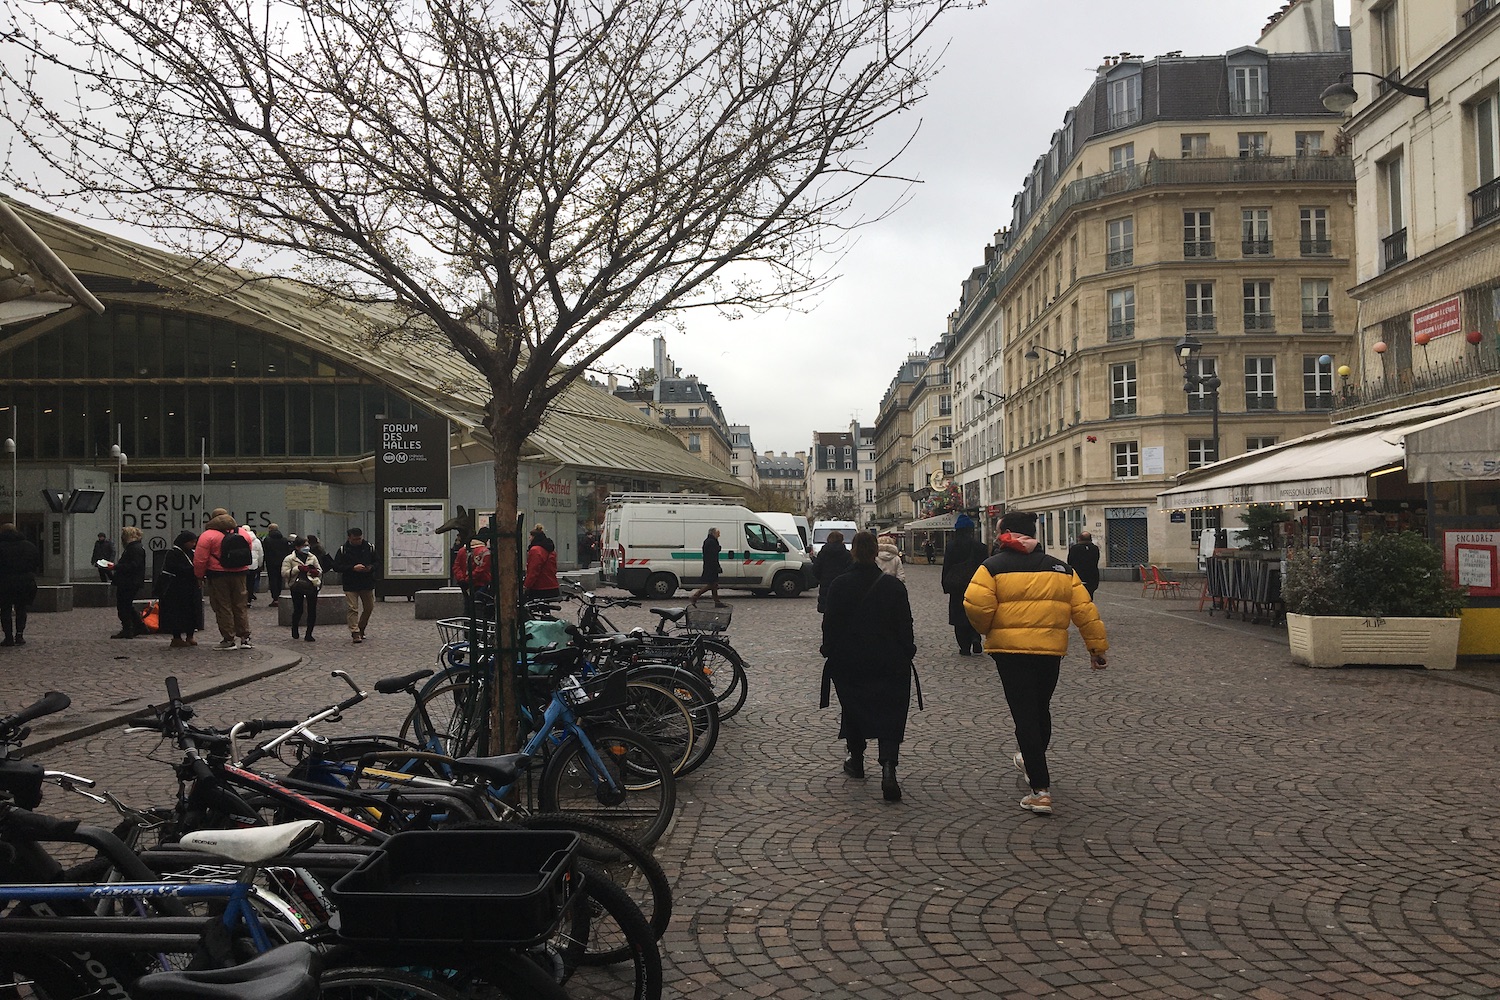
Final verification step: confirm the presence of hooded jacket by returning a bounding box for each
[194,513,252,578]
[963,533,1108,658]
[524,533,559,591]
[875,539,906,581]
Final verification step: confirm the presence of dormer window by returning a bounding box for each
[1227,48,1270,115]
[1106,64,1142,130]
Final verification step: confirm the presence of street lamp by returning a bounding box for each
[200,437,210,528]
[974,390,1007,404]
[2,405,15,523]
[110,435,127,534]
[1024,345,1069,362]
[1174,334,1220,463]
[1320,71,1429,114]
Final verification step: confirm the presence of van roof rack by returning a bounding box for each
[605,493,746,506]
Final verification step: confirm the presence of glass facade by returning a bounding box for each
[0,305,434,461]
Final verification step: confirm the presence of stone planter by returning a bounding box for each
[1285,612,1463,671]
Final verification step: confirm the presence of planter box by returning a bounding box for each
[1286,612,1462,671]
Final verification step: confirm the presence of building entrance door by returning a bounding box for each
[1104,507,1149,568]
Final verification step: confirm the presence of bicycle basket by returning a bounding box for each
[682,606,732,632]
[436,617,496,648]
[571,670,632,717]
[329,829,579,946]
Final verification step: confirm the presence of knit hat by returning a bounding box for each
[997,510,1038,536]
[953,514,975,530]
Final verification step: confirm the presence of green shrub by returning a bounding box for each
[1282,531,1466,618]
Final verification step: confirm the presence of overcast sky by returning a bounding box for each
[605,0,1354,457]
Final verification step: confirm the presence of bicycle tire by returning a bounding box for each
[624,665,719,776]
[537,724,676,850]
[401,666,490,758]
[283,738,489,834]
[614,678,695,776]
[569,862,663,999]
[693,638,748,720]
[320,966,478,1000]
[518,813,672,944]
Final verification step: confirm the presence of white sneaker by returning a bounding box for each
[1020,790,1053,814]
[239,638,254,650]
[214,638,237,651]
[1012,752,1029,783]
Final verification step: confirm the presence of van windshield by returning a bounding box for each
[812,527,837,544]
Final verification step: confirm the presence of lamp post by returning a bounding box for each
[1175,334,1220,463]
[200,438,210,529]
[2,405,15,523]
[110,426,127,535]
[1320,70,1429,114]
[974,389,1007,405]
[1023,345,1069,362]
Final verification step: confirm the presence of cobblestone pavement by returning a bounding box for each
[6,570,1500,999]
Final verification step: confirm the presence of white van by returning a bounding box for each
[601,495,816,599]
[756,512,809,554]
[810,520,859,557]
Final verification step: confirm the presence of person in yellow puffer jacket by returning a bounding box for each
[963,510,1109,817]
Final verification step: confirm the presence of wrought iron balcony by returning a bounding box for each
[1185,314,1216,332]
[1300,238,1332,256]
[1245,394,1278,411]
[1230,96,1270,115]
[1382,228,1408,269]
[1109,399,1138,418]
[1471,177,1500,228]
[1466,0,1499,28]
[1106,248,1134,270]
[1107,320,1136,342]
[1108,106,1142,130]
[1183,240,1215,259]
[1241,238,1273,257]
[1333,351,1500,412]
[1304,392,1334,411]
[1301,313,1334,331]
[1243,313,1276,332]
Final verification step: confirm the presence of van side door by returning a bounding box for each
[742,521,787,586]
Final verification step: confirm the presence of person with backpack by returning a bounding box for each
[193,507,255,650]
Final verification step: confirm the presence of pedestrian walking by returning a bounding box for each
[91,532,115,582]
[109,525,148,639]
[0,523,41,646]
[262,524,293,606]
[523,523,561,603]
[245,528,265,605]
[333,527,379,643]
[942,514,988,655]
[1066,531,1102,599]
[453,535,493,604]
[578,527,599,570]
[819,531,920,802]
[875,532,906,580]
[305,534,331,575]
[154,530,202,648]
[687,527,725,607]
[283,539,322,642]
[963,510,1109,816]
[812,530,851,613]
[194,508,255,650]
[923,536,935,565]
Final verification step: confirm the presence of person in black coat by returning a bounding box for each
[154,530,202,647]
[1066,531,1102,599]
[942,514,989,656]
[688,527,725,607]
[261,524,294,605]
[0,523,41,646]
[109,526,148,638]
[812,531,853,614]
[91,532,115,582]
[820,531,918,802]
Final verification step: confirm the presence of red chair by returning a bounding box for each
[1139,565,1158,596]
[1149,565,1182,598]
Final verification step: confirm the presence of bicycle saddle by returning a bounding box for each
[134,942,319,1000]
[178,819,324,864]
[451,752,534,785]
[374,669,435,693]
[649,606,689,622]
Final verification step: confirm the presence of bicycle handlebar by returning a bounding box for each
[0,691,72,740]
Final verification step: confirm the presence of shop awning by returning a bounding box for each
[903,512,962,531]
[1399,399,1500,482]
[1157,388,1500,510]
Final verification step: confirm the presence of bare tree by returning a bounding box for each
[2,0,961,748]
[813,495,863,524]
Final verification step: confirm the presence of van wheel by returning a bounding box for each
[644,573,678,599]
[771,572,802,598]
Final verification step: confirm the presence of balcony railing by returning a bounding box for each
[1241,238,1273,257]
[1466,0,1499,28]
[1302,313,1334,331]
[1471,177,1500,228]
[1304,392,1334,411]
[1382,228,1409,269]
[1185,314,1216,332]
[1109,399,1138,418]
[1106,248,1134,269]
[1183,240,1215,259]
[1107,320,1136,342]
[1333,351,1500,412]
[1108,106,1142,130]
[1243,313,1276,331]
[1245,395,1278,411]
[1300,238,1332,256]
[1231,96,1270,115]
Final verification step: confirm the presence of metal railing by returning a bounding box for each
[1302,313,1334,331]
[1245,394,1278,411]
[1109,107,1142,130]
[1471,177,1500,228]
[1300,238,1332,256]
[1107,320,1136,342]
[1185,314,1216,332]
[1109,399,1138,418]
[1382,228,1409,269]
[1106,249,1134,269]
[1230,96,1270,115]
[1333,351,1500,411]
[1466,0,1499,27]
[1183,240,1215,259]
[1241,238,1273,257]
[1243,313,1276,331]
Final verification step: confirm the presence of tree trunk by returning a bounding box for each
[488,422,524,754]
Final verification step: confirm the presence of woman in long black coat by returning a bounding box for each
[820,531,918,802]
[154,530,201,647]
[0,523,41,646]
[110,526,147,638]
[941,514,989,655]
[812,531,852,613]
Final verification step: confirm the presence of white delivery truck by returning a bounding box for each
[810,520,859,556]
[756,512,809,554]
[601,494,816,599]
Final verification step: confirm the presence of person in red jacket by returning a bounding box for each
[523,524,559,603]
[453,535,494,601]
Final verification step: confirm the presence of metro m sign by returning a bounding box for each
[1413,295,1462,342]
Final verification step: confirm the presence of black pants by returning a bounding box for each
[846,736,901,765]
[953,621,982,652]
[993,653,1062,791]
[268,570,285,603]
[291,589,318,634]
[116,585,142,634]
[0,601,27,639]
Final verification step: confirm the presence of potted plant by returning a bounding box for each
[1282,531,1467,670]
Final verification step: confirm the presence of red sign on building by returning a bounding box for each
[1413,295,1463,342]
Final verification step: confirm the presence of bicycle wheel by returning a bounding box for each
[568,862,663,1000]
[320,967,481,1000]
[626,665,719,777]
[401,667,489,758]
[614,678,694,776]
[693,638,748,719]
[537,724,676,850]
[519,812,671,944]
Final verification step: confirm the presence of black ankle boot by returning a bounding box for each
[880,761,901,802]
[842,755,865,779]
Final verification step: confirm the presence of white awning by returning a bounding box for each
[903,512,962,531]
[1399,400,1500,482]
[1158,387,1500,509]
